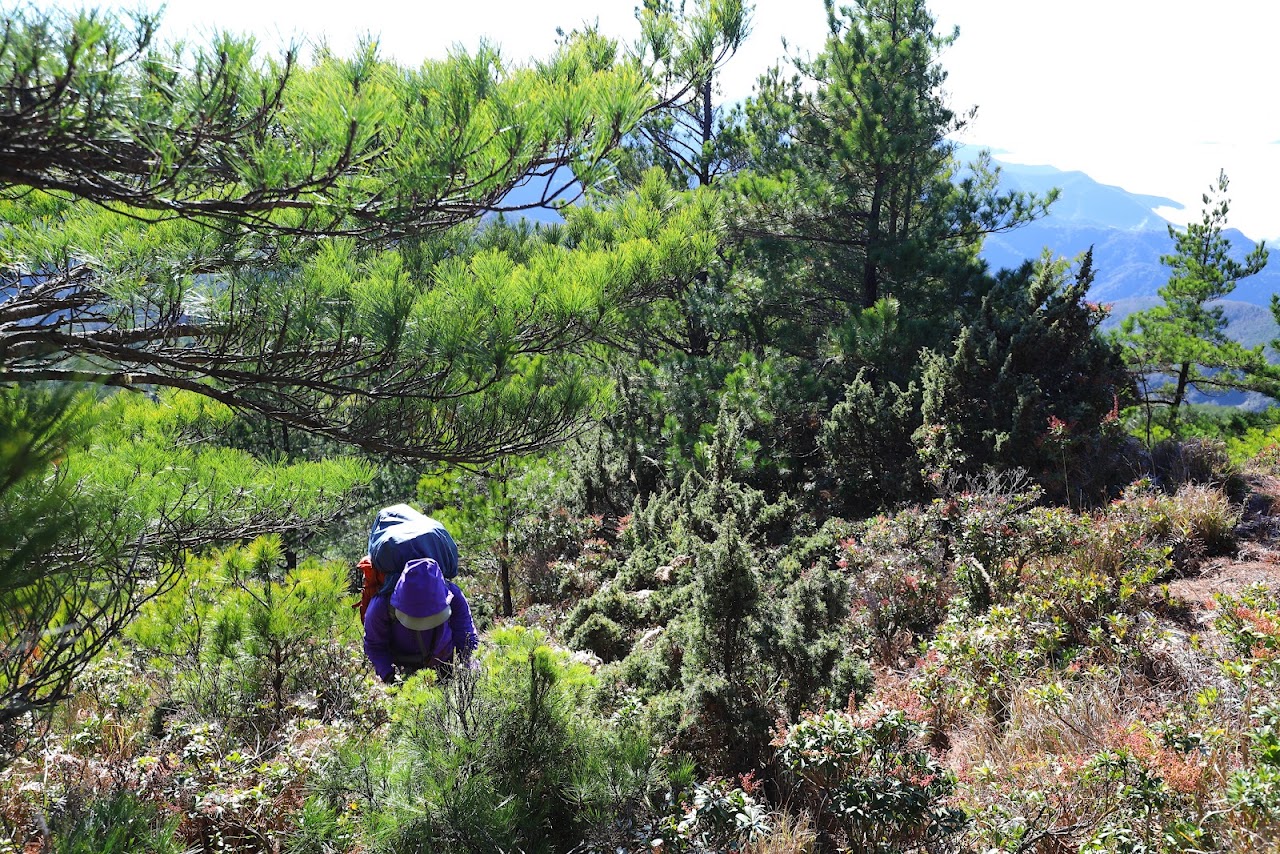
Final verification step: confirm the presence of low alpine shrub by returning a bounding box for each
[774,704,965,852]
[48,789,182,854]
[317,627,663,853]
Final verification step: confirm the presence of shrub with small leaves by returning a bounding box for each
[920,511,1167,728]
[944,485,1083,613]
[774,704,965,852]
[841,507,954,665]
[1212,584,1280,693]
[1077,747,1191,853]
[1228,705,1280,830]
[660,778,771,853]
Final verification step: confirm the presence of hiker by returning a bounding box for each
[360,505,478,682]
[363,556,478,682]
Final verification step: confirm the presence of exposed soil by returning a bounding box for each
[1167,470,1280,610]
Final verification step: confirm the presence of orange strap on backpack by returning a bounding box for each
[354,555,385,622]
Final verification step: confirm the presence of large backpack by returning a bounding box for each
[367,504,459,579]
[357,505,459,623]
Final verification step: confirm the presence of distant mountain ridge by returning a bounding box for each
[954,143,1280,384]
[956,142,1280,311]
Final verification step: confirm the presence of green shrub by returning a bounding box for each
[317,627,662,854]
[564,583,644,649]
[1226,422,1280,466]
[131,537,364,738]
[1212,585,1280,703]
[50,790,182,854]
[1226,705,1280,844]
[563,413,797,774]
[767,559,864,717]
[775,705,966,852]
[567,612,630,663]
[818,367,922,515]
[916,252,1132,507]
[602,624,686,699]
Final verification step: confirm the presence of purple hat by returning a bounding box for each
[390,558,453,631]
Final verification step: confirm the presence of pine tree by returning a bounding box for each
[0,7,696,463]
[624,0,752,192]
[917,251,1130,503]
[0,6,647,236]
[0,8,717,755]
[738,0,1052,327]
[0,390,370,756]
[1119,171,1270,437]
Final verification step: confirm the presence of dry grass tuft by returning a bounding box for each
[748,809,817,854]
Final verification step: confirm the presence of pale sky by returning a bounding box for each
[30,0,1280,240]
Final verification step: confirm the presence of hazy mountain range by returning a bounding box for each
[958,144,1279,351]
[955,144,1279,409]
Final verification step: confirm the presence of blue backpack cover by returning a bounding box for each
[368,504,459,581]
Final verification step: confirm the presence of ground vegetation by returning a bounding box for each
[6,2,1280,852]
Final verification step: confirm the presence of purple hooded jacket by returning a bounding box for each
[363,559,478,682]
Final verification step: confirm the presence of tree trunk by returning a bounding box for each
[863,173,886,309]
[499,554,512,618]
[699,76,713,187]
[1168,361,1191,433]
[499,470,513,617]
[683,76,715,357]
